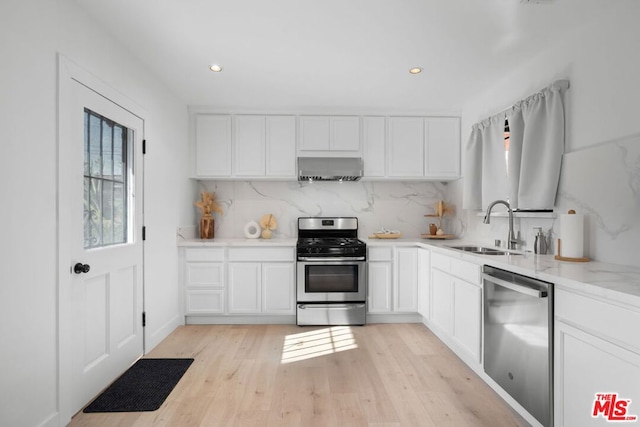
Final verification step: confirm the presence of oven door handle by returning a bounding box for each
[298,256,366,262]
[298,303,366,309]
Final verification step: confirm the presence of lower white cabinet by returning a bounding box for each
[228,259,294,314]
[417,248,430,319]
[394,247,419,312]
[367,247,393,313]
[428,251,481,364]
[554,288,640,427]
[184,248,226,314]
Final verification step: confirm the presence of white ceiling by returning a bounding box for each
[73,0,611,113]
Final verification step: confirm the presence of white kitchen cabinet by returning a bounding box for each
[387,116,461,179]
[234,115,296,178]
[184,248,226,314]
[554,288,640,427]
[194,114,232,177]
[234,115,265,176]
[367,247,393,313]
[452,277,481,362]
[299,116,360,153]
[265,115,296,177]
[394,247,419,312]
[425,117,460,178]
[428,251,481,363]
[388,117,424,177]
[430,267,453,334]
[417,247,430,319]
[262,262,295,313]
[227,247,295,315]
[362,116,386,177]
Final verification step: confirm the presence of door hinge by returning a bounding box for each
[142,226,146,241]
[142,312,146,327]
[142,139,147,154]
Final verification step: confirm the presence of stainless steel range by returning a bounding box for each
[296,217,367,326]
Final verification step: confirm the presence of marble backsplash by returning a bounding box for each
[191,180,459,240]
[462,132,640,267]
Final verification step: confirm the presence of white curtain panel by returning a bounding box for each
[464,80,569,211]
[508,80,569,209]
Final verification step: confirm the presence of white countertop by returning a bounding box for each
[179,236,640,307]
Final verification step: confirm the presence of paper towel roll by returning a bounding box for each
[243,221,261,239]
[560,212,584,258]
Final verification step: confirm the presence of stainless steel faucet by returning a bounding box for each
[483,200,518,250]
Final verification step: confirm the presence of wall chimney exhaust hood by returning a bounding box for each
[298,157,363,182]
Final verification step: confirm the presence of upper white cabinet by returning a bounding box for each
[299,116,360,154]
[234,115,296,178]
[192,113,296,179]
[194,115,232,177]
[386,116,460,180]
[362,116,386,177]
[426,117,460,178]
[388,117,425,177]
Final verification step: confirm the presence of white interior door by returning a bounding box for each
[63,79,145,416]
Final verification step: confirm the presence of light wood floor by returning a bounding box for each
[69,323,529,427]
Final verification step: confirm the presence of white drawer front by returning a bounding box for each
[431,252,451,272]
[228,246,294,262]
[186,290,225,314]
[185,248,225,262]
[556,288,640,351]
[186,263,224,288]
[368,247,392,262]
[450,258,480,285]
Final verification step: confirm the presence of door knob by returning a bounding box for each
[73,263,91,274]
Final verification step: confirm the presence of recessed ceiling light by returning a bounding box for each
[209,64,223,72]
[409,67,423,75]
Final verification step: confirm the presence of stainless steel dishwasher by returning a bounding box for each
[483,265,553,427]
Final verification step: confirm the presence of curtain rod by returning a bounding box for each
[479,79,570,125]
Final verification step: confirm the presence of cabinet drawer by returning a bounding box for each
[431,252,451,272]
[450,258,480,285]
[556,288,640,351]
[228,246,294,262]
[186,289,225,314]
[186,262,224,288]
[368,247,392,262]
[185,248,225,262]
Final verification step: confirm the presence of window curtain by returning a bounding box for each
[463,79,569,210]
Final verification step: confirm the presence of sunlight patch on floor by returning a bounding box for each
[281,326,358,364]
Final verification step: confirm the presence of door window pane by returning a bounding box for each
[83,108,131,249]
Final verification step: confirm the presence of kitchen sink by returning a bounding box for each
[448,245,522,256]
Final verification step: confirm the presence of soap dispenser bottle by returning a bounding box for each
[534,227,547,255]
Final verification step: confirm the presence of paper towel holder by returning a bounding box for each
[554,238,590,262]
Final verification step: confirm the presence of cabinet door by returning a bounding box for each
[417,248,430,319]
[299,116,330,151]
[555,321,640,427]
[367,262,392,313]
[431,268,452,334]
[266,115,296,177]
[426,117,460,178]
[452,278,481,362]
[330,116,360,151]
[363,116,386,177]
[194,114,232,177]
[262,262,295,314]
[394,247,418,312]
[388,117,424,177]
[234,115,265,176]
[228,262,261,313]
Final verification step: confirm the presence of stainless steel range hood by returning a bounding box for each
[298,157,363,181]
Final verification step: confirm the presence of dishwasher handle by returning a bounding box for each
[482,273,548,298]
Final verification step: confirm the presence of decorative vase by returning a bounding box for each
[429,223,438,235]
[200,214,214,239]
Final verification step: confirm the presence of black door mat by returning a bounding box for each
[83,358,194,413]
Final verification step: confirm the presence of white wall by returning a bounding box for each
[455,2,640,266]
[0,1,192,426]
